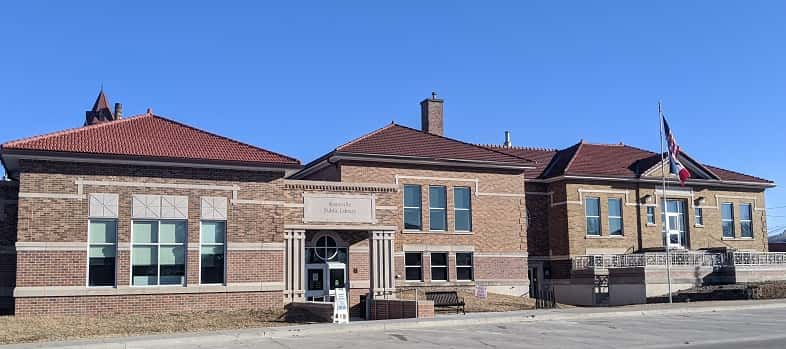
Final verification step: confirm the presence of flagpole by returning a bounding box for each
[659,100,673,304]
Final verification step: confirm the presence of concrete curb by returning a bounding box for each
[5,299,786,348]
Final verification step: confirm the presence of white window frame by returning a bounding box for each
[740,203,753,238]
[694,207,704,227]
[646,206,656,225]
[86,219,117,288]
[404,252,423,282]
[608,198,623,236]
[429,186,447,232]
[585,197,601,236]
[199,220,227,285]
[455,252,474,281]
[721,202,735,238]
[130,219,187,287]
[430,252,449,282]
[454,187,472,232]
[403,184,422,231]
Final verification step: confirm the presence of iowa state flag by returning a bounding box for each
[662,116,691,185]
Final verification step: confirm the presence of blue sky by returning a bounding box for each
[1,1,785,233]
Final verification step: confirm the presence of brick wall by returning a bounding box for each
[531,179,769,280]
[13,160,288,315]
[14,291,281,316]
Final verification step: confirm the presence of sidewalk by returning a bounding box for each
[5,299,786,349]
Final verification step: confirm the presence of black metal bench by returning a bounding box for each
[425,291,466,314]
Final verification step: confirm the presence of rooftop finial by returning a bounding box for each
[431,91,437,100]
[503,130,512,148]
[146,108,153,116]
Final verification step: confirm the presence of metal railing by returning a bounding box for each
[572,251,786,271]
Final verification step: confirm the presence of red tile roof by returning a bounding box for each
[482,141,772,184]
[334,123,533,166]
[481,145,557,178]
[2,114,300,168]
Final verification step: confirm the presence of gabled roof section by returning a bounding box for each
[92,90,111,112]
[480,145,557,178]
[2,114,300,168]
[483,139,772,186]
[334,123,534,166]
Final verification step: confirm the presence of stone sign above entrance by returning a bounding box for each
[303,193,375,223]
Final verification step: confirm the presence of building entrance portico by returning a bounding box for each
[283,227,396,309]
[305,233,348,302]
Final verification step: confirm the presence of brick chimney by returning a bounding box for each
[420,92,444,136]
[114,102,123,119]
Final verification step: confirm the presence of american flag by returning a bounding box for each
[662,116,691,186]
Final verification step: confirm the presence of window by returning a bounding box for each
[456,252,474,281]
[646,206,655,225]
[694,208,704,226]
[430,253,448,281]
[403,185,422,230]
[88,220,117,286]
[608,198,623,236]
[132,220,186,286]
[200,221,225,284]
[740,204,753,238]
[454,187,472,231]
[722,203,734,238]
[585,197,600,236]
[404,252,423,281]
[429,186,447,231]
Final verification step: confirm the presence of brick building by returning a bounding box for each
[0,90,778,315]
[484,140,776,305]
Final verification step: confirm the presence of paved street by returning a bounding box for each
[269,307,786,349]
[7,302,786,349]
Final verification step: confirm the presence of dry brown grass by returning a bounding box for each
[400,289,535,313]
[0,309,292,345]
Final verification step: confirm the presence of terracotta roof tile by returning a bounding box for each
[483,141,772,184]
[481,145,557,178]
[336,123,532,166]
[2,114,300,167]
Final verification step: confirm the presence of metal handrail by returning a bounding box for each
[572,251,786,270]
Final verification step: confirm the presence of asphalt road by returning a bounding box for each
[8,305,786,349]
[263,307,786,349]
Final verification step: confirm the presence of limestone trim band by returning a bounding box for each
[15,242,285,252]
[283,179,399,193]
[284,224,398,231]
[226,242,285,251]
[13,282,285,298]
[18,192,86,200]
[401,244,476,252]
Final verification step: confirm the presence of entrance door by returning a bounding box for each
[305,262,346,302]
[662,199,687,249]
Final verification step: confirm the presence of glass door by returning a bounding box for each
[305,264,328,301]
[327,262,346,302]
[662,199,687,249]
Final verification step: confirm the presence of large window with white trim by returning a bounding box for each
[132,220,187,286]
[403,185,422,230]
[200,221,226,284]
[456,252,474,281]
[721,203,734,238]
[608,198,623,236]
[454,187,472,232]
[405,252,423,281]
[88,219,117,287]
[740,204,753,238]
[585,197,601,236]
[429,186,447,231]
[430,252,448,281]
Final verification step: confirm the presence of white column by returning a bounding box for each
[369,230,395,297]
[284,230,306,303]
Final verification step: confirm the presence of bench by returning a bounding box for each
[425,291,466,314]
